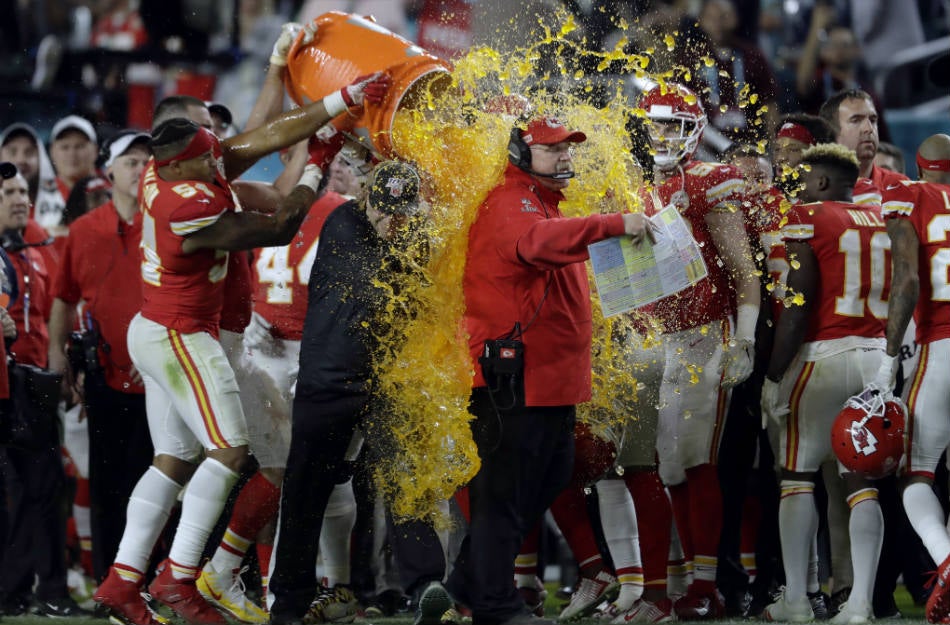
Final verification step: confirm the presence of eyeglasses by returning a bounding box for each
[530,144,576,156]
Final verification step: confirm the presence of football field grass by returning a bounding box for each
[0,584,927,625]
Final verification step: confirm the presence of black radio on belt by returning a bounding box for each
[479,323,525,409]
[67,328,102,376]
[480,337,524,377]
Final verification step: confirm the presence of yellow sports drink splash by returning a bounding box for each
[314,11,775,521]
[363,14,658,522]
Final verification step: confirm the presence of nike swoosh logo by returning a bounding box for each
[886,184,901,190]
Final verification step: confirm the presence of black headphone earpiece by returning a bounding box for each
[508,127,532,171]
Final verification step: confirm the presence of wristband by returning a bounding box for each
[322,91,347,118]
[735,303,759,344]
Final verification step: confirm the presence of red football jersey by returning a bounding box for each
[853,164,909,208]
[252,191,347,340]
[138,159,234,336]
[881,179,950,344]
[643,160,746,332]
[782,200,889,342]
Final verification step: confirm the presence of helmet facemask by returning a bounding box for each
[645,112,706,170]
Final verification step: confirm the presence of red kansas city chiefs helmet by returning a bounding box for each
[571,422,618,488]
[831,387,906,479]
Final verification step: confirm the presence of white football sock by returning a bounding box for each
[823,467,853,591]
[319,480,357,587]
[807,534,820,594]
[778,480,818,603]
[597,479,643,608]
[169,458,239,577]
[846,489,883,607]
[904,481,950,565]
[115,466,183,574]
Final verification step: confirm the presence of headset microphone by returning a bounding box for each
[529,170,575,180]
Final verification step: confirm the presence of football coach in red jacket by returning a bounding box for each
[445,116,650,625]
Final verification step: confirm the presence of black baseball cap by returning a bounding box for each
[0,161,17,180]
[368,161,421,216]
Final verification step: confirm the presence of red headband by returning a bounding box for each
[777,122,816,146]
[917,154,950,172]
[155,127,216,167]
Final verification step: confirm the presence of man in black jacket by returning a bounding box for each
[269,160,450,625]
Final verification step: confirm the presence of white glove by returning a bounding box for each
[300,21,318,45]
[870,353,899,394]
[296,164,323,193]
[322,71,391,117]
[243,311,273,351]
[721,338,754,389]
[270,23,303,67]
[760,378,790,428]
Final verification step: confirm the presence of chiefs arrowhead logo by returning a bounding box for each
[850,421,878,456]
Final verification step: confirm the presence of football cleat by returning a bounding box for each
[149,560,226,625]
[518,576,548,617]
[830,599,873,625]
[196,562,268,624]
[610,598,674,624]
[304,586,359,624]
[831,387,905,479]
[413,582,453,625]
[559,571,618,621]
[764,591,814,623]
[927,554,950,623]
[808,590,831,620]
[93,566,170,625]
[672,588,725,621]
[638,83,707,170]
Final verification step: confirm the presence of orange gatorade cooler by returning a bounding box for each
[284,11,453,158]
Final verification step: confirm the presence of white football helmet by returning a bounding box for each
[638,83,707,170]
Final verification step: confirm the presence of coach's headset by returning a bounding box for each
[507,126,575,181]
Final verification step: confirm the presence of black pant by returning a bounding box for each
[446,389,575,625]
[84,377,153,583]
[271,395,450,619]
[0,443,67,602]
[270,395,373,619]
[387,513,446,600]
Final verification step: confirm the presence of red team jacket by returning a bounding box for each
[52,200,145,392]
[7,247,50,367]
[463,164,626,407]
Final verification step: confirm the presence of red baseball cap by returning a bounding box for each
[521,117,586,146]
